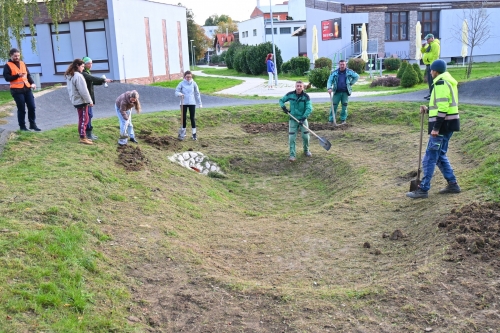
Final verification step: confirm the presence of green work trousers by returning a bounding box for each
[289,118,310,158]
[329,92,349,122]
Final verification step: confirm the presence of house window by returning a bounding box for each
[253,29,257,36]
[50,23,74,74]
[280,27,291,34]
[418,10,440,38]
[265,28,277,35]
[385,12,408,41]
[84,20,109,72]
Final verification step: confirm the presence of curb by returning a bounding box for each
[0,128,12,156]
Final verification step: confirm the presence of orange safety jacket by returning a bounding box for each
[6,62,31,89]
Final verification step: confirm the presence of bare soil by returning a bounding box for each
[116,145,148,171]
[137,130,181,150]
[242,122,349,134]
[101,122,499,332]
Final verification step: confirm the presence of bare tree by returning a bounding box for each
[450,1,493,78]
[0,0,77,60]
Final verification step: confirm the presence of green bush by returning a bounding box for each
[210,54,220,64]
[347,58,366,74]
[225,41,242,69]
[412,63,424,83]
[308,67,331,89]
[239,47,252,74]
[219,51,227,63]
[246,44,278,75]
[397,61,408,79]
[400,64,418,88]
[370,76,400,87]
[384,57,401,71]
[256,42,283,74]
[281,60,291,73]
[232,48,244,72]
[314,57,332,70]
[289,56,310,76]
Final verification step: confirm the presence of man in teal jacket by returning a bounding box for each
[279,81,313,162]
[327,60,359,124]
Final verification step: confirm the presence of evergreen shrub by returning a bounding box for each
[412,63,424,83]
[384,57,401,71]
[347,58,366,74]
[400,64,418,88]
[397,61,408,79]
[308,67,331,89]
[314,57,332,70]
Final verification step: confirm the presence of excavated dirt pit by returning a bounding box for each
[439,202,500,266]
[242,122,349,134]
[116,145,148,171]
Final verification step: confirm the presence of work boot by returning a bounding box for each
[424,94,430,99]
[19,127,30,131]
[192,133,197,141]
[439,182,461,194]
[406,188,428,199]
[29,123,41,131]
[341,120,347,125]
[289,156,296,162]
[86,130,98,140]
[305,151,312,157]
[79,138,93,145]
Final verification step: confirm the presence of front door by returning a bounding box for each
[351,24,368,55]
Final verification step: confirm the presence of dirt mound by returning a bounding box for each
[242,122,348,134]
[137,131,180,150]
[117,145,148,171]
[439,202,500,265]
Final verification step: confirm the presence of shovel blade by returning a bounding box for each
[318,137,332,151]
[409,179,421,192]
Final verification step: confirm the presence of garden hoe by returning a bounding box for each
[409,110,425,191]
[288,113,331,151]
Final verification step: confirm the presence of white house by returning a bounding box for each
[1,0,190,87]
[238,0,307,61]
[305,0,500,64]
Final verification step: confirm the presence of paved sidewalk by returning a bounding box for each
[193,66,382,99]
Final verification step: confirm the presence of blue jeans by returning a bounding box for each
[86,105,94,130]
[115,105,135,145]
[419,132,457,192]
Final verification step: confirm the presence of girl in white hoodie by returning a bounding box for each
[174,71,202,141]
[65,59,94,145]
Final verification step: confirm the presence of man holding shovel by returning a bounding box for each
[279,80,313,162]
[406,59,461,199]
[327,59,359,125]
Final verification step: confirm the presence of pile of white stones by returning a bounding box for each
[168,151,223,175]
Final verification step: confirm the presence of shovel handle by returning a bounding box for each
[287,113,322,141]
[416,110,425,181]
[329,94,337,126]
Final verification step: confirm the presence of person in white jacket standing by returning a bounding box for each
[175,71,202,141]
[65,59,94,145]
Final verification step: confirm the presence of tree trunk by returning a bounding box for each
[466,46,475,79]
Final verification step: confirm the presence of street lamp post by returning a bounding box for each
[190,39,194,70]
[193,46,196,69]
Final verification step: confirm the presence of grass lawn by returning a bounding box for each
[0,91,13,106]
[150,76,243,94]
[0,101,499,331]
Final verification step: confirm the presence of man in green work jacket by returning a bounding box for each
[279,81,313,162]
[421,33,440,100]
[407,59,461,199]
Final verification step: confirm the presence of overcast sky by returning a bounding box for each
[164,0,283,25]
